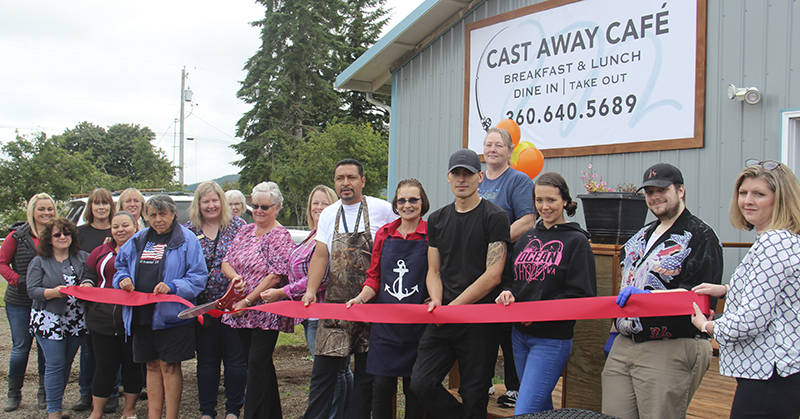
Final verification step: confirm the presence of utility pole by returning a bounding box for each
[179,67,186,185]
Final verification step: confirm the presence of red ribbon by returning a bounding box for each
[61,286,204,324]
[63,286,708,324]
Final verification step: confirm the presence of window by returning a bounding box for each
[780,108,800,175]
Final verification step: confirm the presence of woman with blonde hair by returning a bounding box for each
[692,160,800,418]
[0,192,55,411]
[185,181,247,419]
[261,184,338,341]
[117,188,147,229]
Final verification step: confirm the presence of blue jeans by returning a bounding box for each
[78,333,94,396]
[302,319,354,419]
[5,303,45,381]
[197,316,246,417]
[512,328,572,415]
[36,333,85,413]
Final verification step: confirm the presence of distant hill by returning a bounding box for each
[185,174,240,192]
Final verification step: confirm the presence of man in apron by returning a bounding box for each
[409,149,510,419]
[301,158,397,419]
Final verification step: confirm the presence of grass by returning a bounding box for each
[277,323,307,347]
[0,280,5,307]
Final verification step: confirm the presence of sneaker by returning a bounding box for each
[497,390,517,408]
[488,385,495,396]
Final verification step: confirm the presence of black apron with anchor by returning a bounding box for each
[366,236,428,377]
[315,198,373,357]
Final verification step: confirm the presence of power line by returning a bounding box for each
[188,112,239,143]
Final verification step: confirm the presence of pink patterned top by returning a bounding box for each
[282,230,328,325]
[221,223,295,332]
[283,230,328,302]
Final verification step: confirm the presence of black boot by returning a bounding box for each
[71,393,92,411]
[37,379,46,410]
[103,395,119,413]
[3,376,22,412]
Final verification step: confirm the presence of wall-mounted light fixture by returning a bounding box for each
[727,84,761,105]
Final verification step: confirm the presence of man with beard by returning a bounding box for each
[601,163,723,419]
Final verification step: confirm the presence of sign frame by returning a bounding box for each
[462,0,707,158]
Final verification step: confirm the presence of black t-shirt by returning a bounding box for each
[427,199,510,304]
[133,230,170,325]
[77,224,111,253]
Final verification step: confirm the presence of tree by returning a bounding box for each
[271,122,388,225]
[233,0,390,194]
[0,133,111,213]
[336,0,392,133]
[0,123,176,230]
[55,122,174,186]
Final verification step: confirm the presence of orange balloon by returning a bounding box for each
[516,146,544,179]
[496,119,521,146]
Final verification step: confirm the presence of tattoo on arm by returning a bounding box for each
[486,241,506,267]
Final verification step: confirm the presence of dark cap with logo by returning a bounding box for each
[448,149,482,174]
[638,163,684,191]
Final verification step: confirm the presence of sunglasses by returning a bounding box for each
[252,204,275,211]
[397,197,421,205]
[52,231,72,238]
[745,159,780,170]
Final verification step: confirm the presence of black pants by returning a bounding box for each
[730,369,800,419]
[494,322,519,391]
[90,332,142,398]
[410,324,496,419]
[304,353,372,419]
[196,316,246,417]
[238,328,281,419]
[372,375,423,419]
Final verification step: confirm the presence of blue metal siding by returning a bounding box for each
[391,0,798,278]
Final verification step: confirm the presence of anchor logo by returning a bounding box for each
[385,259,419,301]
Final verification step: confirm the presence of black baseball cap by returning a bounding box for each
[638,163,684,191]
[448,149,481,174]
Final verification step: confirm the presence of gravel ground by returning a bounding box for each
[0,309,314,419]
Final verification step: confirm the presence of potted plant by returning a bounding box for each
[577,164,647,245]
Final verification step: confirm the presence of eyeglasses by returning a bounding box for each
[52,231,72,238]
[252,204,274,211]
[397,197,421,205]
[745,159,780,170]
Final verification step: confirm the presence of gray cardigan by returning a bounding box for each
[26,251,88,315]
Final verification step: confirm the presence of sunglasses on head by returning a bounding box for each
[253,204,274,211]
[745,159,780,170]
[52,231,72,238]
[397,197,421,205]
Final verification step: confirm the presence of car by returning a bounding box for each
[65,191,312,243]
[65,190,197,227]
[286,228,311,244]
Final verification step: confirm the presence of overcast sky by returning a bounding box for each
[0,0,423,185]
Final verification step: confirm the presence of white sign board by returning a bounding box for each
[464,0,705,157]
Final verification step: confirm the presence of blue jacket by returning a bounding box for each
[113,223,207,335]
